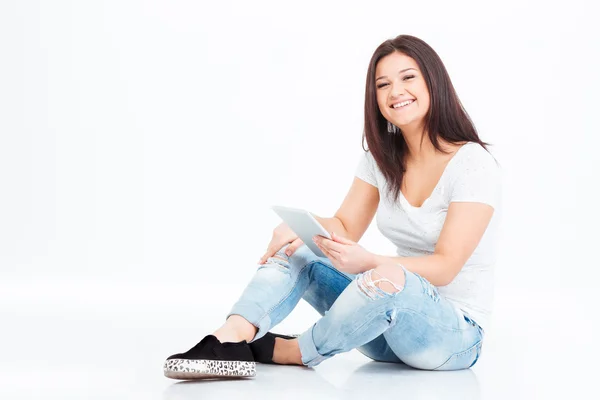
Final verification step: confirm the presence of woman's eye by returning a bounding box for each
[377,83,389,89]
[403,75,415,81]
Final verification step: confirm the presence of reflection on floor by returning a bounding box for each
[0,282,595,399]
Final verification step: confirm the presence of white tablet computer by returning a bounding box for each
[271,205,331,258]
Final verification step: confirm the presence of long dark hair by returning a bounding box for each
[363,34,488,202]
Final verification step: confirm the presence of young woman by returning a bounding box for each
[164,34,501,379]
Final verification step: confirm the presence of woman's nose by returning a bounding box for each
[390,84,405,98]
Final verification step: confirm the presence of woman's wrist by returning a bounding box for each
[368,253,386,269]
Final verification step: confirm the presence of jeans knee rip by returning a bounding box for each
[260,255,291,271]
[357,269,404,300]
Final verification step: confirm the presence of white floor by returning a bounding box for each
[1,279,597,400]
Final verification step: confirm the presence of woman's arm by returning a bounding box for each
[371,202,495,286]
[259,177,379,262]
[314,177,379,242]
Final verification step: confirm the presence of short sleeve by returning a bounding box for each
[450,151,502,209]
[355,151,378,187]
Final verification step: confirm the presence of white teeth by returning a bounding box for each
[392,100,414,108]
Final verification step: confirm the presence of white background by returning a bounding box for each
[1,0,598,399]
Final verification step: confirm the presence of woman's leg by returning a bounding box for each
[220,244,328,342]
[301,261,403,363]
[220,244,402,363]
[296,263,484,370]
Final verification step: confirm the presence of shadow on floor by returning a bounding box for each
[339,361,481,400]
[162,360,480,400]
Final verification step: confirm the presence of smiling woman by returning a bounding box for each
[163,34,501,380]
[364,37,489,204]
[375,58,430,131]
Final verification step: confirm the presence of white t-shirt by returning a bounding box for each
[355,142,502,332]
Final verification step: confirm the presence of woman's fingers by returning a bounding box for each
[316,237,343,254]
[285,238,304,256]
[318,241,340,261]
[259,235,301,264]
[258,224,300,264]
[258,242,283,264]
[257,252,270,265]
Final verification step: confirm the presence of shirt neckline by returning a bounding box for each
[399,142,474,210]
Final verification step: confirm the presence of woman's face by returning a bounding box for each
[375,52,430,130]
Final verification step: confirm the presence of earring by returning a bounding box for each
[387,121,399,134]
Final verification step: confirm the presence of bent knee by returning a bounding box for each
[266,244,317,270]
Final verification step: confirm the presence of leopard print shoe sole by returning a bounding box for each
[163,358,256,380]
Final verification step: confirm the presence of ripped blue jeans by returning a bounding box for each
[227,244,483,370]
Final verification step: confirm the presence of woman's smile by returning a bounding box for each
[390,99,415,110]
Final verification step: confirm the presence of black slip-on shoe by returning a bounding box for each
[248,332,299,364]
[163,335,256,380]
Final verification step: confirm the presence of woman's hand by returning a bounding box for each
[258,222,304,264]
[313,232,376,274]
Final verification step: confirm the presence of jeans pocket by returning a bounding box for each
[433,341,482,371]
